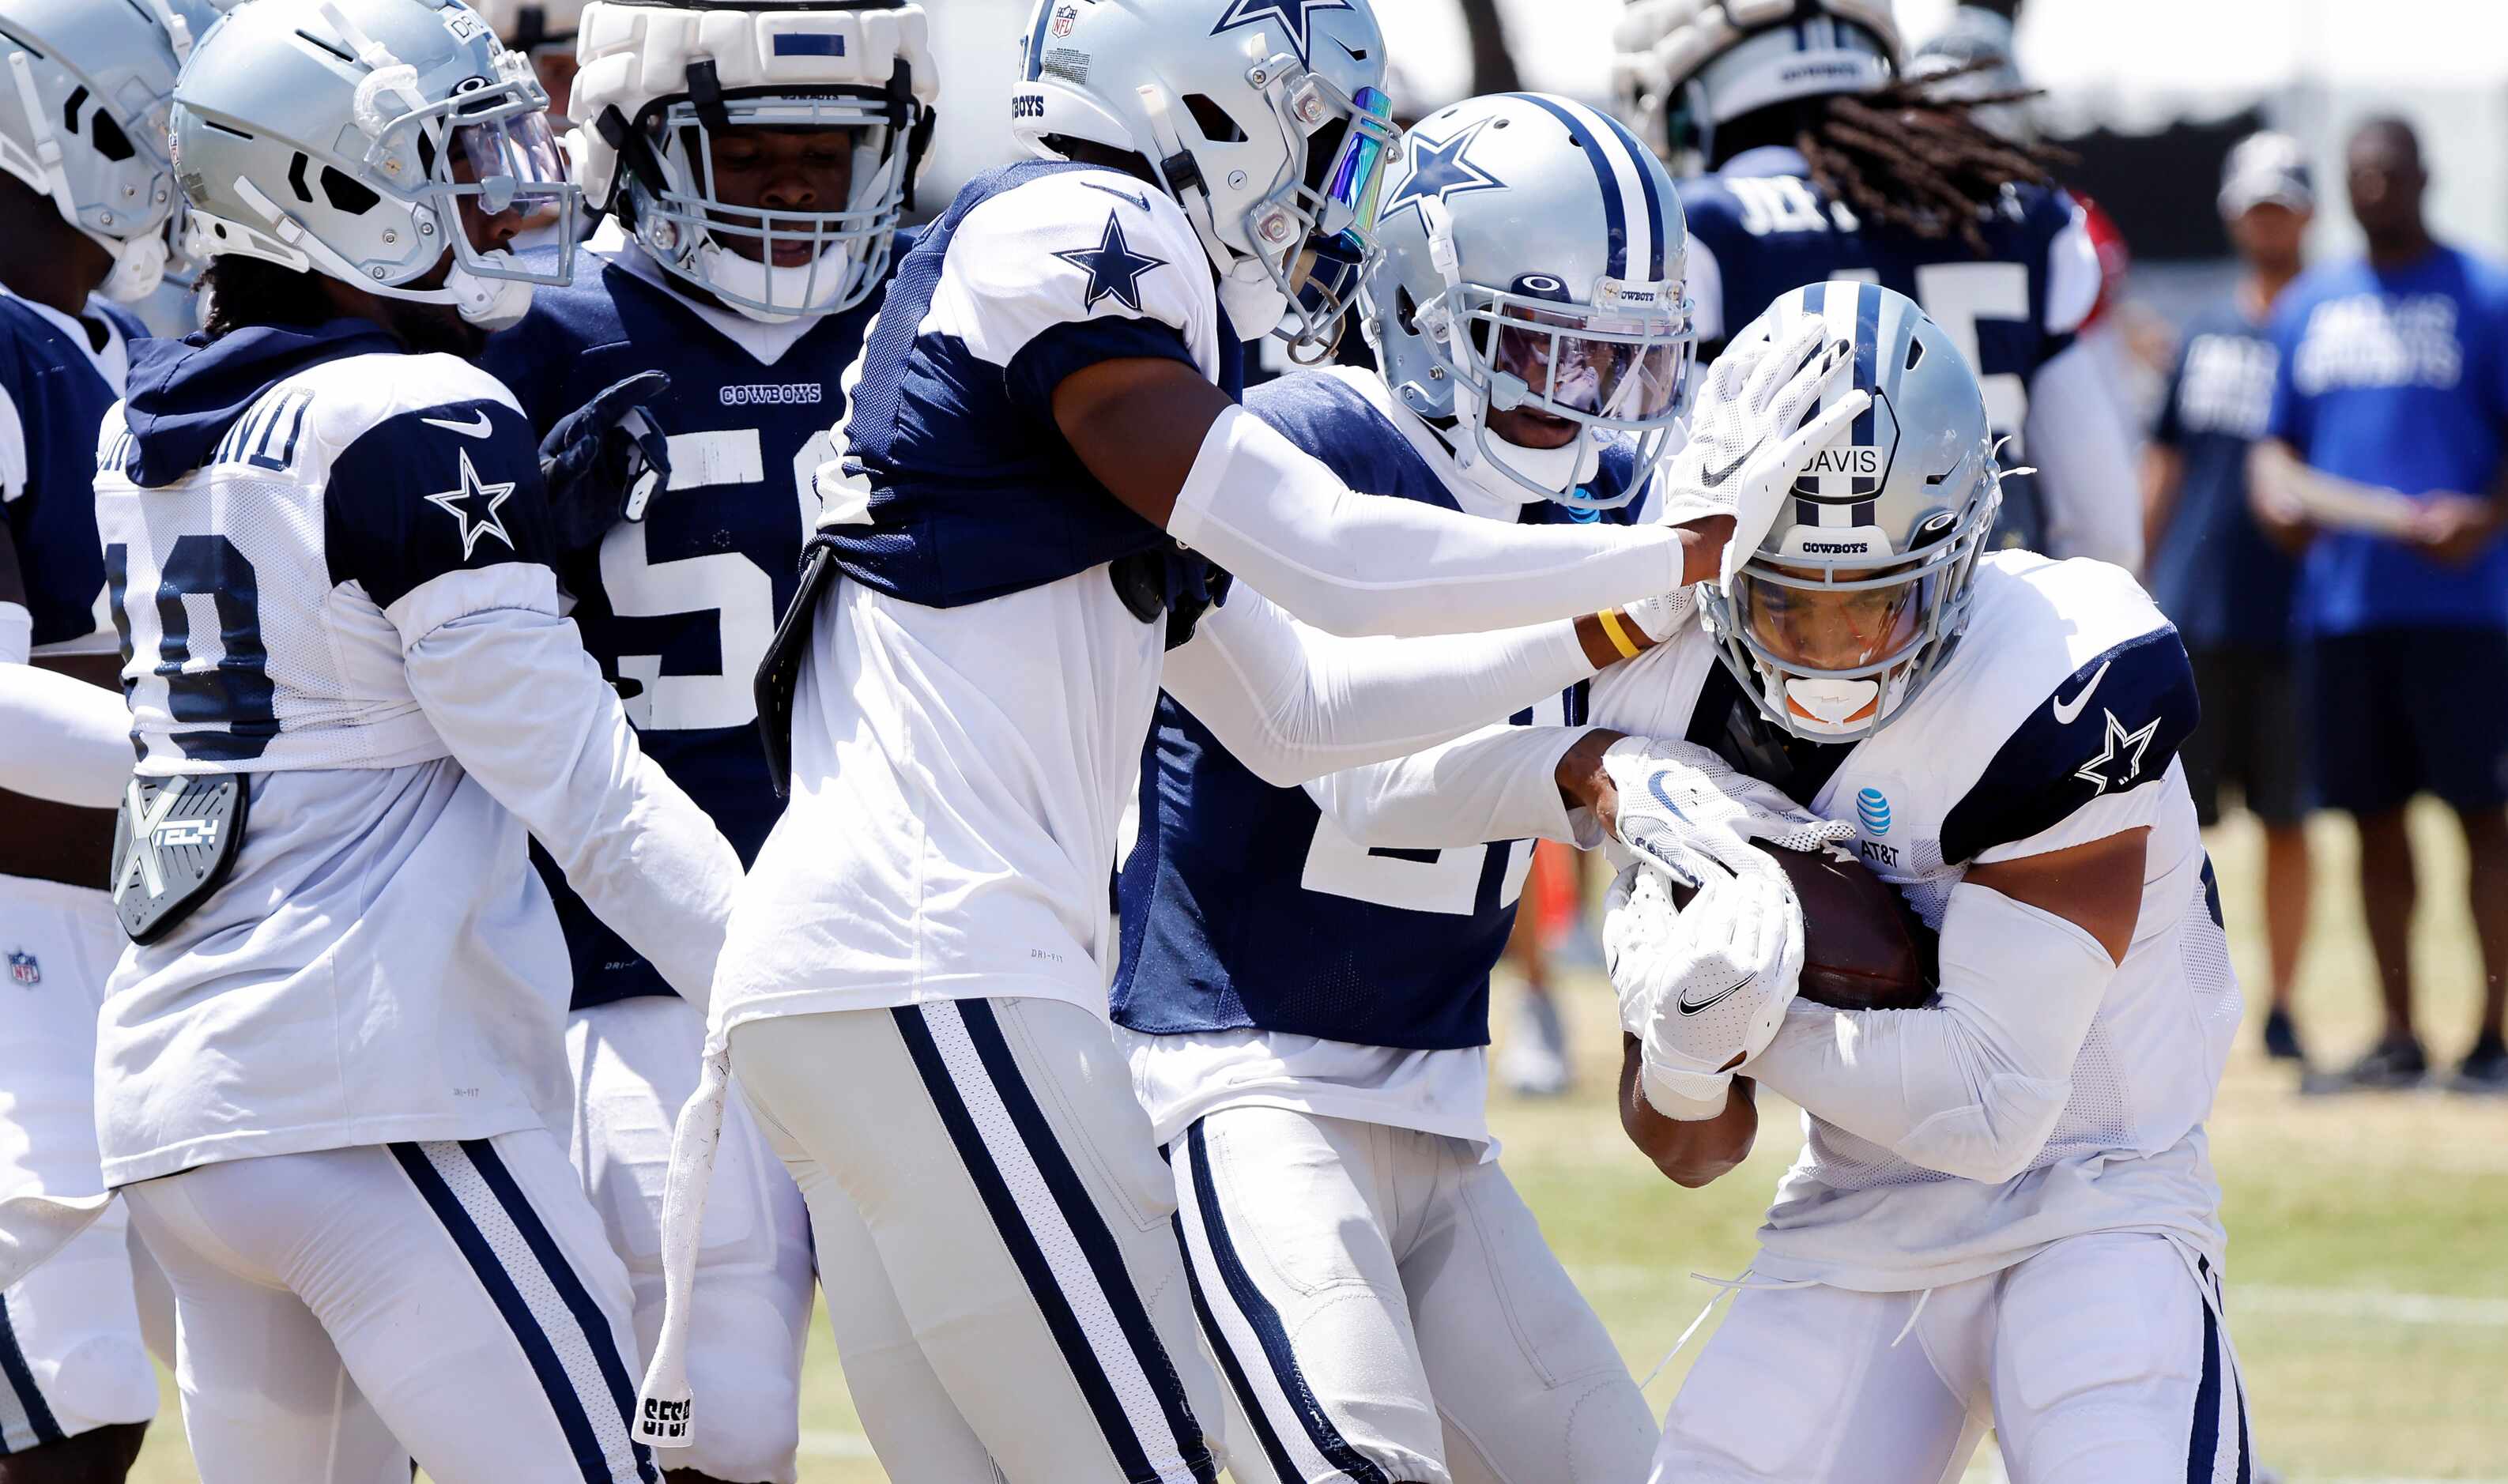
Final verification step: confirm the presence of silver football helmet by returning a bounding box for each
[172,0,577,330]
[570,1,937,323]
[1013,0,1396,358]
[0,0,224,302]
[1699,281,2005,742]
[1613,0,1899,168]
[1365,92,1693,510]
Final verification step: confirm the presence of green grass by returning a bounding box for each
[130,804,2506,1482]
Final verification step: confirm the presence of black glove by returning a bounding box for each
[539,371,673,556]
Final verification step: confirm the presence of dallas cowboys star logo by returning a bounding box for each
[1053,211,1169,315]
[2073,708,2162,794]
[1209,0,1356,66]
[1380,116,1507,224]
[424,449,517,559]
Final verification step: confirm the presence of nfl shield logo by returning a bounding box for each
[1050,4,1077,37]
[6,950,36,986]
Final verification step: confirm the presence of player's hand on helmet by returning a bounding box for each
[1603,853,1804,1120]
[1616,588,1699,646]
[1661,318,1872,587]
[540,371,673,558]
[1598,737,1853,882]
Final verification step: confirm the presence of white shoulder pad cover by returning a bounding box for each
[926,168,1220,382]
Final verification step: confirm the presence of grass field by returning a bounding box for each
[128,803,2506,1482]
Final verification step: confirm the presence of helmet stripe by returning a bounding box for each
[1851,280,1881,493]
[1023,0,1052,81]
[1503,92,1629,279]
[1596,111,1671,282]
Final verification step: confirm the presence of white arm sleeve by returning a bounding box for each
[1168,405,1686,638]
[1163,585,1597,788]
[2027,338,2144,571]
[0,657,132,808]
[390,567,741,1010]
[1302,723,1597,851]
[1744,880,2116,1185]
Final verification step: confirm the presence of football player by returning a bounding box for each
[633,0,1868,1477]
[1612,0,2143,569]
[81,3,740,1479]
[1592,284,2249,1482]
[0,2,215,1477]
[1111,90,1689,1484]
[477,4,939,1480]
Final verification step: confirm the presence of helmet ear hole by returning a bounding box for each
[1903,337,1926,371]
[1394,284,1418,336]
[1180,92,1245,145]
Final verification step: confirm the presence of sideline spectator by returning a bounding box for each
[2251,116,2508,1093]
[2145,132,2316,1062]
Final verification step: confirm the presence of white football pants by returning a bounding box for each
[730,996,1221,1484]
[1656,1231,2250,1482]
[567,996,814,1483]
[0,876,161,1455]
[125,1129,655,1484]
[1175,1107,1658,1484]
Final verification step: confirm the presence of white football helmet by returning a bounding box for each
[0,0,224,302]
[1012,0,1396,358]
[571,0,937,323]
[1614,0,1899,168]
[171,0,579,331]
[1365,92,1694,510]
[1699,281,2005,741]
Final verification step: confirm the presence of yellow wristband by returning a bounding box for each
[1596,607,1643,661]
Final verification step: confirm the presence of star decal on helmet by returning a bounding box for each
[1054,211,1170,315]
[424,449,518,560]
[1209,0,1357,67]
[2073,708,2161,794]
[1379,118,1506,224]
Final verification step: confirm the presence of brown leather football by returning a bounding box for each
[1668,841,1937,1011]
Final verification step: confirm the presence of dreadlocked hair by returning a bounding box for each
[1791,59,2074,255]
[201,255,338,340]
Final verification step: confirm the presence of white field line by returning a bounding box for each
[1565,1264,2508,1327]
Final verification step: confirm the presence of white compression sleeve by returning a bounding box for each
[1168,404,1686,637]
[1303,723,1595,850]
[1745,881,2117,1185]
[0,660,133,808]
[2026,338,2144,571]
[1163,586,1596,788]
[393,570,741,1010]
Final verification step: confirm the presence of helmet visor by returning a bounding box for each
[1491,306,1690,420]
[1732,563,1925,676]
[446,108,576,278]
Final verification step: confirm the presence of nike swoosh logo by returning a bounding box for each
[2052,658,2112,725]
[421,409,495,439]
[1677,971,1756,1016]
[1646,771,1692,823]
[1080,180,1150,211]
[1699,436,1763,490]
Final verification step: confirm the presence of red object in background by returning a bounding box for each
[1529,841,1578,941]
[2069,190,2133,330]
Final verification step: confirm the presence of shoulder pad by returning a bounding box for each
[320,375,549,611]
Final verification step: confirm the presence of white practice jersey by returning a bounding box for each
[92,332,737,1186]
[1593,553,2237,1289]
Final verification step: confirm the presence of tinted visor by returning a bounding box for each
[1492,305,1688,420]
[451,109,568,220]
[1733,566,1926,674]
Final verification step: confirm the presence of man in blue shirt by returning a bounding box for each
[2253,116,2508,1093]
[2145,132,2315,1063]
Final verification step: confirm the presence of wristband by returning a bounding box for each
[1596,607,1643,661]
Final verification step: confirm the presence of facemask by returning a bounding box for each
[692,239,856,326]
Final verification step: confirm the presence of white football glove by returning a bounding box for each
[1658,317,1874,587]
[1600,736,1854,883]
[1616,588,1699,646]
[1603,850,1805,1121]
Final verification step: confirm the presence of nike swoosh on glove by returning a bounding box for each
[1657,318,1873,588]
[1602,849,1804,1120]
[541,370,673,559]
[1600,736,1854,874]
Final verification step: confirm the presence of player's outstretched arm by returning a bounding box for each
[328,397,742,1008]
[0,522,130,808]
[1745,828,2146,1185]
[1301,725,1613,854]
[1052,320,1861,638]
[2025,338,2144,571]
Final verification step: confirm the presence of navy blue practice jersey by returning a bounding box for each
[1,292,145,651]
[480,253,891,1008]
[1680,145,2094,553]
[1111,368,1649,1052]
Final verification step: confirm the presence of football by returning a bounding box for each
[1669,842,1937,1011]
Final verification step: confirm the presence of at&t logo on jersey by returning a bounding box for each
[1855,787,1891,835]
[6,949,36,986]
